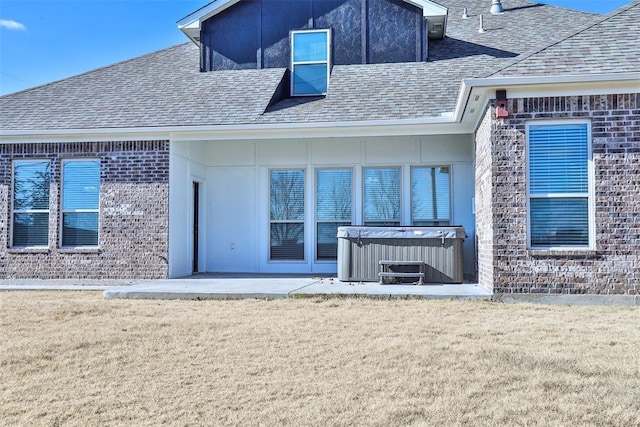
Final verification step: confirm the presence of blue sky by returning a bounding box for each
[0,0,631,95]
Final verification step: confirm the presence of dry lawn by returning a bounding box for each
[1,292,639,426]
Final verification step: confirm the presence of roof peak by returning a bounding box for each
[177,0,448,44]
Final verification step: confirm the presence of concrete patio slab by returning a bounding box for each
[102,275,492,300]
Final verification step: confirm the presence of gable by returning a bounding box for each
[178,0,447,42]
[184,0,447,72]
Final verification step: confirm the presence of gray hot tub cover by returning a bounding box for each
[337,226,466,239]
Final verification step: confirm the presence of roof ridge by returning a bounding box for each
[1,42,193,98]
[486,1,639,78]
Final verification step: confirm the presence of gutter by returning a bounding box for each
[461,72,640,89]
[455,72,640,128]
[0,115,462,143]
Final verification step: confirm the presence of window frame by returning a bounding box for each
[526,120,595,250]
[60,158,101,248]
[11,159,51,248]
[315,167,354,262]
[410,165,452,226]
[290,29,331,97]
[268,168,306,262]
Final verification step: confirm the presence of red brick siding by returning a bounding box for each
[0,140,169,279]
[480,93,640,294]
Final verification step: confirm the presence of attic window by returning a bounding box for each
[291,29,330,96]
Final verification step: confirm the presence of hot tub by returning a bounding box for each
[337,226,466,284]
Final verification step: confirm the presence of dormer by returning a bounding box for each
[178,0,448,87]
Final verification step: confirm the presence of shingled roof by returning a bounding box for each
[493,0,640,77]
[0,0,616,131]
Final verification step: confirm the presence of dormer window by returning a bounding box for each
[291,29,330,96]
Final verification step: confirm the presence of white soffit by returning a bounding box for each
[458,72,640,131]
[177,0,242,43]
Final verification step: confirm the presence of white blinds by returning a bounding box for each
[411,166,450,225]
[270,170,305,260]
[528,123,590,247]
[12,161,50,246]
[62,160,100,246]
[316,169,352,260]
[529,124,589,194]
[62,161,100,210]
[363,167,400,226]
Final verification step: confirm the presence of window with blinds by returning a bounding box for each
[527,122,591,248]
[316,168,352,260]
[363,167,401,226]
[270,169,305,260]
[61,160,100,247]
[12,160,50,247]
[411,166,451,226]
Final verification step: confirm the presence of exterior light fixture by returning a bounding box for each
[491,0,505,15]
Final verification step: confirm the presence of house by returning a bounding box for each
[1,0,638,295]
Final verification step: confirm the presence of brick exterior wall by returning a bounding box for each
[0,140,169,279]
[474,107,494,293]
[475,93,640,295]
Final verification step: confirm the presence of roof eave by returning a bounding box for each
[0,115,466,143]
[177,0,242,44]
[458,72,640,132]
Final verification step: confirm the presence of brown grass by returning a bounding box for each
[1,292,639,426]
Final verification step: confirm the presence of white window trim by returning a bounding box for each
[268,168,306,262]
[314,167,354,262]
[11,159,51,248]
[410,165,453,226]
[290,29,331,97]
[525,119,595,251]
[60,158,100,248]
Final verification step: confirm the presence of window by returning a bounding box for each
[12,160,50,247]
[527,122,592,248]
[316,168,352,260]
[61,160,100,247]
[363,167,401,226]
[411,166,451,226]
[270,169,305,260]
[291,29,330,96]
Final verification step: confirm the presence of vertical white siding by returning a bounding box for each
[169,135,476,277]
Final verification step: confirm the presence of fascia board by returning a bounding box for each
[458,72,640,130]
[0,117,467,144]
[403,0,448,16]
[177,0,241,38]
[462,73,640,90]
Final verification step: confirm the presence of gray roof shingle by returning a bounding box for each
[2,0,626,131]
[491,0,640,77]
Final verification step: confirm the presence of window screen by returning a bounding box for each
[270,170,305,260]
[363,167,401,226]
[12,160,50,247]
[62,160,100,246]
[528,123,590,247]
[316,169,352,260]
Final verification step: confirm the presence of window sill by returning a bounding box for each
[8,247,51,254]
[528,249,598,258]
[59,247,100,254]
